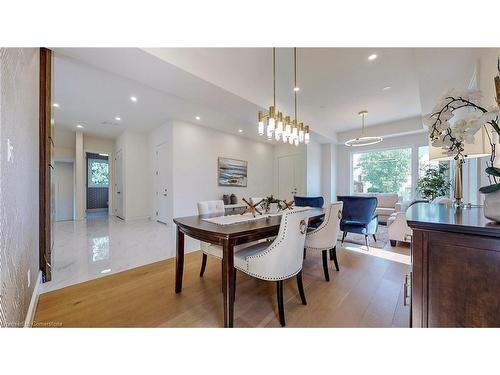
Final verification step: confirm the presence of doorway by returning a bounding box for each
[114,149,124,219]
[155,142,170,224]
[54,161,74,221]
[86,152,110,218]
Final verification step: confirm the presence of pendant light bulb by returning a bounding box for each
[298,123,305,143]
[267,106,275,137]
[304,125,310,144]
[285,116,292,137]
[258,111,264,136]
[276,112,283,135]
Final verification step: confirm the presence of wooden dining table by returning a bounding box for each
[173,208,324,328]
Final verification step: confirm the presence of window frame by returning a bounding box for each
[349,143,419,199]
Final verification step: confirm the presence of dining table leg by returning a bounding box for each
[175,226,185,293]
[221,238,235,328]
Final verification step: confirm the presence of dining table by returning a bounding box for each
[173,207,324,328]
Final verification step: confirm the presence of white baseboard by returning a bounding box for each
[24,271,42,328]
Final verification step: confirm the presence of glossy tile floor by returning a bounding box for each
[43,214,176,292]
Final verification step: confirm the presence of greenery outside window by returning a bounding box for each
[88,158,109,188]
[352,147,412,200]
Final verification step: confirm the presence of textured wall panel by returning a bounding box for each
[0,48,39,327]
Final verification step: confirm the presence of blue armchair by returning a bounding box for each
[294,196,324,229]
[337,196,378,250]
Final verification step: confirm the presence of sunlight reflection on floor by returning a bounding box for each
[341,244,411,265]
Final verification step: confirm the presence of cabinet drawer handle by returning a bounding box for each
[403,274,410,306]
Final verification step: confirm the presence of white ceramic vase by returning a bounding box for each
[484,190,500,223]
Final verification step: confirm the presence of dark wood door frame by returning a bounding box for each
[39,47,52,282]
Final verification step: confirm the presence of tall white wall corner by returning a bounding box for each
[74,131,85,220]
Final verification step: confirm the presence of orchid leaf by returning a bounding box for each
[485,167,500,177]
[479,183,500,194]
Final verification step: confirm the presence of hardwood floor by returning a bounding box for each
[34,244,410,327]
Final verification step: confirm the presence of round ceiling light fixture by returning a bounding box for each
[344,111,383,147]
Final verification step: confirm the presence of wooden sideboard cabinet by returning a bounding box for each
[406,203,500,328]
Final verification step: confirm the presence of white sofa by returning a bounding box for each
[353,193,401,223]
[387,197,452,246]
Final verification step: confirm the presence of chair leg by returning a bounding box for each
[329,248,334,260]
[331,246,340,271]
[321,250,330,282]
[277,280,286,327]
[364,235,369,251]
[341,231,347,245]
[390,240,397,247]
[372,234,377,242]
[296,270,307,305]
[200,253,208,277]
[303,248,306,260]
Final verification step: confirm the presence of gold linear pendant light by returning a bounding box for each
[257,47,310,145]
[344,110,383,147]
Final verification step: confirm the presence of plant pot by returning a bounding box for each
[269,203,279,214]
[484,190,500,223]
[230,194,237,204]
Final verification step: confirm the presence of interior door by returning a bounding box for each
[55,161,74,221]
[278,154,305,201]
[156,142,170,224]
[115,149,124,219]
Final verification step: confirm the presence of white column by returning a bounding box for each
[75,131,85,220]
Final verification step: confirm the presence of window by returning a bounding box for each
[352,147,412,200]
[88,158,109,188]
[418,146,440,178]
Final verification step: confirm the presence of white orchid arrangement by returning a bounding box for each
[424,88,500,194]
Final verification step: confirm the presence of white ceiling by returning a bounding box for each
[53,47,481,143]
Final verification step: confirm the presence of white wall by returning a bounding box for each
[54,127,75,162]
[321,143,337,202]
[115,131,150,220]
[306,139,322,196]
[0,48,40,326]
[336,132,428,197]
[171,120,275,218]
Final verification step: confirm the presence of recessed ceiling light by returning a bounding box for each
[293,87,300,92]
[53,103,60,108]
[238,129,243,133]
[130,96,137,102]
[383,86,391,91]
[115,116,121,121]
[100,269,111,274]
[368,54,378,61]
[195,116,201,120]
[76,124,83,129]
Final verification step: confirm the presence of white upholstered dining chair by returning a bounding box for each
[197,200,227,277]
[233,209,310,327]
[197,200,254,278]
[304,201,343,282]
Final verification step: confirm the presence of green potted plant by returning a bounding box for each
[264,195,281,214]
[416,164,451,201]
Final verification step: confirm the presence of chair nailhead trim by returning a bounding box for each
[240,211,307,280]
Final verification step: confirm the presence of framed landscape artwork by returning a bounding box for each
[218,157,248,187]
